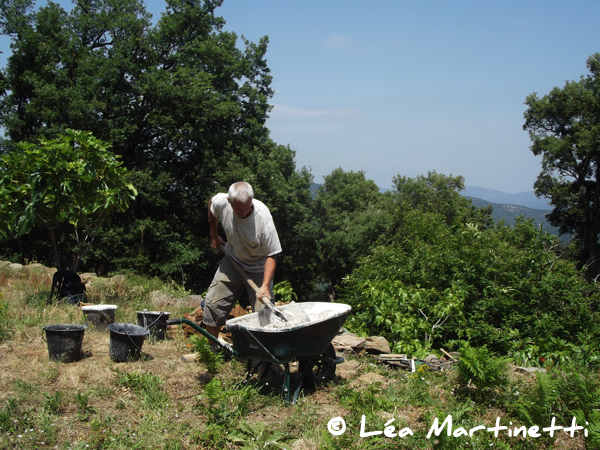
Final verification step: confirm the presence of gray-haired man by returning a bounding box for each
[203,182,282,345]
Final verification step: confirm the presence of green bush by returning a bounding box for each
[341,211,600,361]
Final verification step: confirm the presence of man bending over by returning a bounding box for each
[203,182,282,346]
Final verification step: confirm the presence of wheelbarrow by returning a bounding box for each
[166,301,351,405]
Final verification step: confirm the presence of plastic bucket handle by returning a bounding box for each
[141,311,164,330]
[126,332,145,354]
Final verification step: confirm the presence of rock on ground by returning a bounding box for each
[335,360,362,381]
[332,333,391,355]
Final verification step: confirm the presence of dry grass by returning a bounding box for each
[0,264,593,450]
[0,264,353,449]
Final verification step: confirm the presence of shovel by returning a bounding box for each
[219,245,289,326]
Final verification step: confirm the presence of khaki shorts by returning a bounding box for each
[202,256,275,328]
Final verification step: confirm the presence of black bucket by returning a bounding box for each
[81,305,117,332]
[107,323,149,362]
[42,324,86,363]
[136,310,170,340]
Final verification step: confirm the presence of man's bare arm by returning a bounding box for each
[258,255,277,300]
[208,198,225,249]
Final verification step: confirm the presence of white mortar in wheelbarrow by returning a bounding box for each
[227,301,348,331]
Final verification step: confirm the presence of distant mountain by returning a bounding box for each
[461,187,567,237]
[309,182,321,199]
[310,182,563,237]
[466,197,560,235]
[463,186,551,211]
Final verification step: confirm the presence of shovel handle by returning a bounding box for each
[218,245,270,306]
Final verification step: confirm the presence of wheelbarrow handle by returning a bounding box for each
[166,318,240,358]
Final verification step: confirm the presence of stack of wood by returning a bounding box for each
[378,348,459,372]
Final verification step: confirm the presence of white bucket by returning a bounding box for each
[81,305,117,331]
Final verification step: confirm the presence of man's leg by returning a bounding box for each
[202,258,244,346]
[205,325,221,341]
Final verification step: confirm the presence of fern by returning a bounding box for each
[204,378,223,405]
[585,415,600,448]
[189,334,223,375]
[204,379,226,423]
[201,379,258,425]
[456,342,511,402]
[562,369,600,418]
[514,372,563,427]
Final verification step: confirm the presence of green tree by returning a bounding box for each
[313,168,395,297]
[0,0,314,292]
[393,171,493,229]
[523,53,600,278]
[0,129,136,271]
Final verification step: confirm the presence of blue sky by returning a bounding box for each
[2,0,599,192]
[214,0,600,193]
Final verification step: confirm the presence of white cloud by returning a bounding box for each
[324,34,350,48]
[271,105,364,120]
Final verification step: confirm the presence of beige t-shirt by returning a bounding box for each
[210,193,282,272]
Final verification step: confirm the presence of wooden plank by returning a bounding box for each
[440,348,456,360]
[378,354,408,360]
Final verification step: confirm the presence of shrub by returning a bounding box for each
[341,213,600,361]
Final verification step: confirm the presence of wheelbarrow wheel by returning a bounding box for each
[299,343,337,388]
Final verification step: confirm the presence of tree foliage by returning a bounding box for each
[341,173,600,360]
[393,171,493,229]
[0,129,136,270]
[0,0,314,293]
[524,53,600,279]
[312,168,395,296]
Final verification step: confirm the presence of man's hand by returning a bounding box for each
[256,255,277,304]
[256,285,271,304]
[211,234,225,249]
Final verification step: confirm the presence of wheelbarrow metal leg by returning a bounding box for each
[244,359,259,385]
[282,363,291,405]
[291,366,306,405]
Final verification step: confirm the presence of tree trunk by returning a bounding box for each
[49,227,61,270]
[586,158,600,280]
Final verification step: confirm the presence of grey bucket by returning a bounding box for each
[137,310,170,340]
[42,324,86,363]
[81,305,117,331]
[107,323,149,362]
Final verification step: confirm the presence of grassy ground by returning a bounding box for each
[0,264,595,449]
